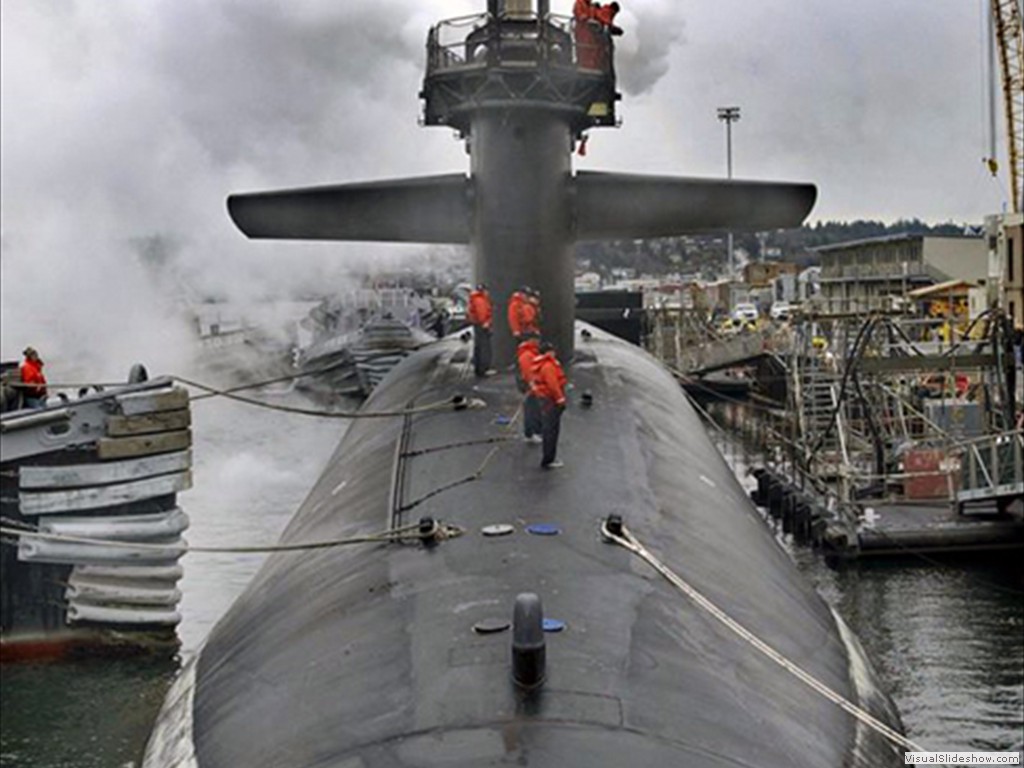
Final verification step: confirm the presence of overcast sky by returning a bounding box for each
[0,0,1013,370]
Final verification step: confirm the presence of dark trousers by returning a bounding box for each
[523,394,542,438]
[540,400,563,466]
[473,326,492,376]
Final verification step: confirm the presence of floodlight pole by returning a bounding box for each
[717,106,741,281]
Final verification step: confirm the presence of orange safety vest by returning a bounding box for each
[530,352,567,405]
[573,0,597,22]
[467,290,493,329]
[517,339,541,385]
[20,358,47,398]
[520,298,540,336]
[508,292,526,337]
[594,3,619,27]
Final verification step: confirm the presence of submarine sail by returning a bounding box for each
[144,3,906,766]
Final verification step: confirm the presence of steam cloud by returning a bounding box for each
[613,1,686,96]
[0,0,473,378]
[1,0,1004,382]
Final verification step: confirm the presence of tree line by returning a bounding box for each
[575,218,973,280]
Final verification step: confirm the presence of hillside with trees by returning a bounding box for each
[575,219,975,280]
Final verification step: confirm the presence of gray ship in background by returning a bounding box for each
[143,2,907,765]
[296,288,439,398]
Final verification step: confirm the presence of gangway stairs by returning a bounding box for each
[794,367,850,479]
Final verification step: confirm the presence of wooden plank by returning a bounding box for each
[107,409,191,437]
[20,451,192,489]
[115,387,189,416]
[97,429,191,461]
[19,471,192,515]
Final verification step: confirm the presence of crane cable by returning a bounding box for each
[599,518,941,761]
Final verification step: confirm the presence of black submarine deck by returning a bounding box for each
[180,326,903,767]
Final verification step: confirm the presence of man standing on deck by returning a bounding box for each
[516,335,543,443]
[19,347,48,409]
[467,284,495,377]
[521,288,542,338]
[531,342,568,468]
[508,288,528,343]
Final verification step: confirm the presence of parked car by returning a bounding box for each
[770,301,793,321]
[731,302,759,323]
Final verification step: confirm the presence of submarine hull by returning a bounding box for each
[144,326,902,767]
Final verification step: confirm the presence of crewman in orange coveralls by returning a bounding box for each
[509,287,541,341]
[467,284,495,377]
[530,342,568,469]
[573,0,601,69]
[574,0,622,69]
[508,288,528,342]
[516,336,543,443]
[521,288,541,337]
[19,347,48,409]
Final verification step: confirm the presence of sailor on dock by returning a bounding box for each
[467,284,495,377]
[19,347,48,409]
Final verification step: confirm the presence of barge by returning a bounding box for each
[1,373,192,660]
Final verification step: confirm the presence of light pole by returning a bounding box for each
[717,106,740,282]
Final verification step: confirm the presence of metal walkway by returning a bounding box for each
[956,429,1024,513]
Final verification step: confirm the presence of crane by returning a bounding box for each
[989,0,1023,212]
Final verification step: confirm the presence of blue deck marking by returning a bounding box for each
[526,523,560,536]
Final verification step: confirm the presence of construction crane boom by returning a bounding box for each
[991,0,1023,212]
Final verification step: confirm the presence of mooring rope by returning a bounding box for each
[181,360,354,401]
[396,401,523,513]
[174,377,483,419]
[0,519,463,554]
[600,518,936,759]
[4,359,470,419]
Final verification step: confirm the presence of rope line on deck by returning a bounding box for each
[0,519,464,554]
[393,373,526,516]
[600,518,937,760]
[397,401,522,513]
[401,434,520,457]
[174,376,483,418]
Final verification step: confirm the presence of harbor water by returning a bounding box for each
[1,389,1021,766]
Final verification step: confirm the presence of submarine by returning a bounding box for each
[144,2,907,765]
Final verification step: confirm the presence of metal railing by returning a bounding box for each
[425,12,613,76]
[956,429,1024,503]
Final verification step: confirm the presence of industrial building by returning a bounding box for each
[815,233,987,314]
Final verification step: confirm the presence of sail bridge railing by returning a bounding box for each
[955,429,1024,510]
[426,12,605,76]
